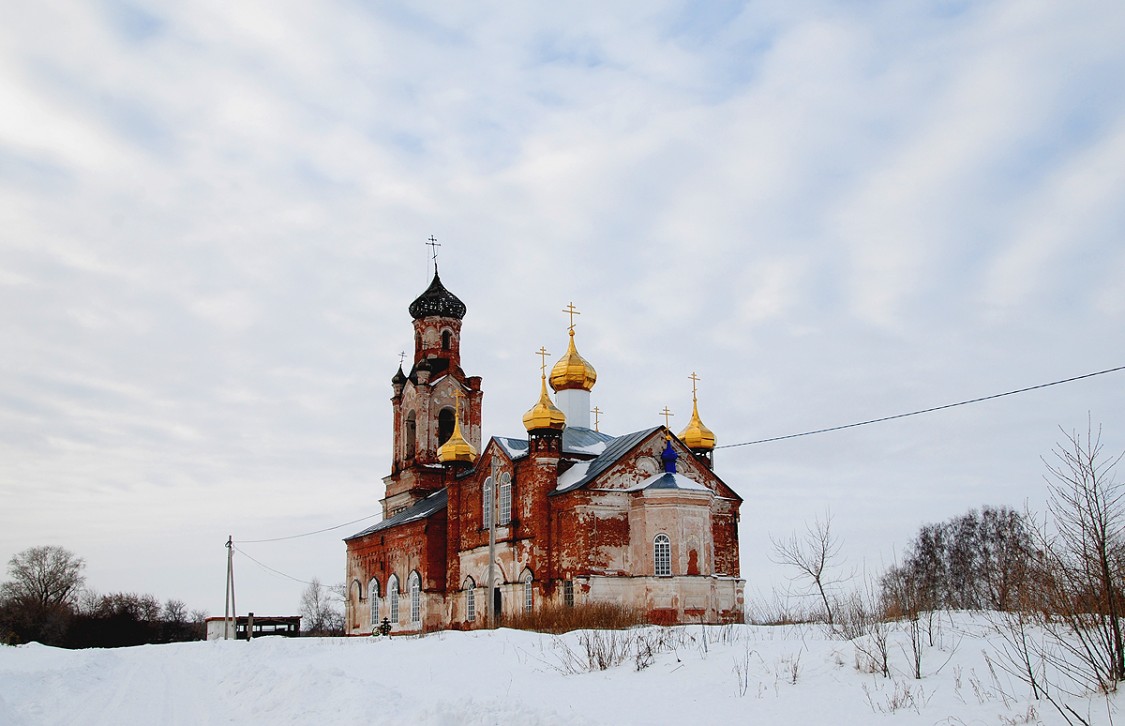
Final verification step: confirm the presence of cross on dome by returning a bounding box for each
[426,235,441,273]
[562,302,581,332]
[660,406,675,427]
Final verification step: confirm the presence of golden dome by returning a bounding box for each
[438,396,477,465]
[678,385,715,451]
[549,329,597,392]
[523,374,566,432]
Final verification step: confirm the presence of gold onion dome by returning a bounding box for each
[523,374,567,432]
[549,329,597,392]
[437,398,477,464]
[678,398,716,450]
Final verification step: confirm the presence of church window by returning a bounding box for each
[654,534,672,577]
[522,572,534,612]
[438,407,455,445]
[482,476,494,529]
[409,571,421,624]
[441,329,452,350]
[464,578,476,622]
[563,580,574,608]
[369,578,380,625]
[388,575,399,623]
[499,472,512,525]
[405,411,416,458]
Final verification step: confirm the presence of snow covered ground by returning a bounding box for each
[0,613,1118,725]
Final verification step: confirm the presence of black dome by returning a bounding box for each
[408,272,467,320]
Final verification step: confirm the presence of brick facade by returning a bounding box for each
[344,271,744,634]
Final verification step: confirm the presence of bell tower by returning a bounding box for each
[382,251,483,518]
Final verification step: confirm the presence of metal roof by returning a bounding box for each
[345,488,448,539]
[552,426,662,494]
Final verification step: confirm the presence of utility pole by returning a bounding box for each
[487,456,498,629]
[224,535,237,640]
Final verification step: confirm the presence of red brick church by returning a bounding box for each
[344,266,744,633]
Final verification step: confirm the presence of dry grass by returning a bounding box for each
[502,602,648,634]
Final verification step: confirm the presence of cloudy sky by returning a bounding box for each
[2,0,1124,617]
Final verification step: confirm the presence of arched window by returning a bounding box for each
[464,577,476,622]
[438,407,455,445]
[388,574,400,623]
[522,571,534,612]
[441,330,452,350]
[352,579,363,602]
[482,476,494,529]
[369,578,381,625]
[654,534,672,576]
[499,472,512,525]
[409,571,421,624]
[404,411,416,458]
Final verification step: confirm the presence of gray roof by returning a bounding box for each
[494,437,530,459]
[553,426,662,494]
[493,427,614,461]
[561,426,615,454]
[345,488,447,540]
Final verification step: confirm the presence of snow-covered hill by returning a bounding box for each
[0,614,1116,725]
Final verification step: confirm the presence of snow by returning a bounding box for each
[568,442,607,455]
[0,613,1118,725]
[555,461,591,491]
[627,472,710,492]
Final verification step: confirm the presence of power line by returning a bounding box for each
[230,364,1123,544]
[235,513,381,544]
[716,364,1125,450]
[233,545,315,586]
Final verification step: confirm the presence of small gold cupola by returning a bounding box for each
[678,372,716,451]
[524,347,567,432]
[437,389,477,465]
[549,303,597,393]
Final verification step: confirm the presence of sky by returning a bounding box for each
[2,0,1124,617]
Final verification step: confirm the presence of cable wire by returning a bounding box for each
[235,513,381,544]
[232,545,315,586]
[230,364,1123,544]
[715,363,1125,450]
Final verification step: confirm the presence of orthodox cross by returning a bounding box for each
[689,371,701,401]
[562,302,581,332]
[591,406,602,432]
[536,346,551,376]
[426,235,441,273]
[660,406,675,428]
[399,351,406,367]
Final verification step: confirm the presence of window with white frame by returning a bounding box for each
[464,578,476,622]
[482,476,494,529]
[563,580,574,608]
[522,572,533,612]
[654,534,672,577]
[388,574,399,623]
[369,578,381,625]
[409,571,421,624]
[499,472,512,525]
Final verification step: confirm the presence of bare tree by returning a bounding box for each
[0,546,85,644]
[2,545,85,613]
[990,421,1125,725]
[770,510,847,625]
[1038,421,1125,691]
[299,577,344,636]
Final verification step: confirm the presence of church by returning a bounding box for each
[343,265,744,634]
